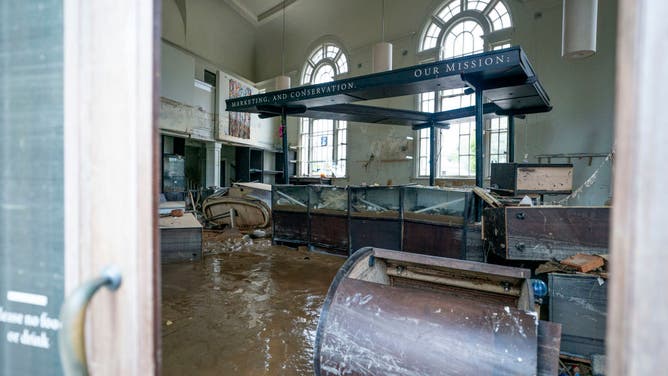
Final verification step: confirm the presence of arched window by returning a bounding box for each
[417,0,512,177]
[299,43,348,177]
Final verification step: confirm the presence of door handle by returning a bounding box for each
[58,266,122,376]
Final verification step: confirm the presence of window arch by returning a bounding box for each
[419,0,512,53]
[416,0,513,177]
[301,43,348,85]
[299,42,349,177]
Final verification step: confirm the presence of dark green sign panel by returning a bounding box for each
[1,1,65,375]
[226,48,530,113]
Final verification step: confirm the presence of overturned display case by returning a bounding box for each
[349,186,402,254]
[272,185,310,245]
[309,185,348,255]
[402,187,473,259]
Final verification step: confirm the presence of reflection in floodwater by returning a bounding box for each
[162,232,344,375]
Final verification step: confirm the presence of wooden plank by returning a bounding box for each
[505,207,610,260]
[472,187,502,208]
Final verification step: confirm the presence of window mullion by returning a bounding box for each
[483,0,499,15]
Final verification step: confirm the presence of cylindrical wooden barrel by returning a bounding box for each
[313,248,538,376]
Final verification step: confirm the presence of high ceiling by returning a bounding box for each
[225,0,298,25]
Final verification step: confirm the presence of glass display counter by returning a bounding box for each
[309,185,348,255]
[272,185,310,244]
[402,186,473,259]
[349,186,402,254]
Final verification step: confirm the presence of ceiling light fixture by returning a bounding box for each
[562,0,598,59]
[372,0,392,72]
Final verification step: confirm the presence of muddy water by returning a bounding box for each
[161,233,344,375]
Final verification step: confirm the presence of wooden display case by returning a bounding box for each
[401,186,473,259]
[272,185,310,245]
[309,185,348,255]
[348,186,402,254]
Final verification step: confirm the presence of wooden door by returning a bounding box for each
[1,1,159,374]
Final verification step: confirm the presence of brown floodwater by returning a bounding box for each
[161,231,344,375]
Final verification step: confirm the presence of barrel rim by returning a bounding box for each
[312,246,374,376]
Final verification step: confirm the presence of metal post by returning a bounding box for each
[429,123,436,186]
[281,108,289,184]
[475,88,484,221]
[508,115,515,163]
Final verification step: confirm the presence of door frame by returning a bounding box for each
[63,0,160,374]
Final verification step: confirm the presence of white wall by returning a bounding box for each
[162,0,256,79]
[256,0,617,205]
[160,0,617,204]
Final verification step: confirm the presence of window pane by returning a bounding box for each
[489,1,512,30]
[422,23,442,51]
[310,46,323,63]
[336,54,348,73]
[325,44,339,59]
[313,64,335,84]
[442,20,483,59]
[437,0,461,23]
[467,0,490,11]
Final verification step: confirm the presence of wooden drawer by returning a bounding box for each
[484,206,610,260]
[491,163,573,195]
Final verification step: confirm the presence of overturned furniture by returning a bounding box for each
[314,248,561,375]
[484,206,610,260]
[202,195,270,229]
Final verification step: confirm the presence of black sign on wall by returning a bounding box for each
[1,1,65,375]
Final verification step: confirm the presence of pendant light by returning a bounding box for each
[372,0,392,72]
[562,0,598,59]
[275,1,291,90]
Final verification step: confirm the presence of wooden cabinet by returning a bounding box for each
[484,206,610,260]
[349,186,402,254]
[402,187,473,259]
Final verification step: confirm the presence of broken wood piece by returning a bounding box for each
[276,190,307,207]
[560,253,605,273]
[472,186,502,208]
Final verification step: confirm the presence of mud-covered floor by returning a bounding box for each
[161,231,344,375]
